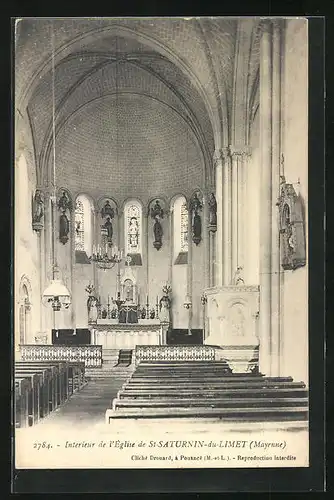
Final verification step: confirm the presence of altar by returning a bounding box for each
[89,263,169,349]
[90,321,166,349]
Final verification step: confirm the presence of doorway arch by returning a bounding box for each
[18,276,32,345]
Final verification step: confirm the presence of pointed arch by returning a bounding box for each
[74,193,94,256]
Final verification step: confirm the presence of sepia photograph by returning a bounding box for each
[13,16,311,473]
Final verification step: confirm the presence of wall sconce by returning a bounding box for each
[184,294,192,336]
[200,293,207,306]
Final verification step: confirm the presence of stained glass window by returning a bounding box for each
[125,201,142,255]
[173,196,188,261]
[180,202,189,252]
[75,199,84,251]
[74,195,93,255]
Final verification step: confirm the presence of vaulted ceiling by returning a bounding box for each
[15,18,260,203]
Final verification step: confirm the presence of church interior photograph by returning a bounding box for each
[14,17,308,438]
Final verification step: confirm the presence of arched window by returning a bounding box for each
[18,278,31,346]
[124,200,142,265]
[180,201,189,252]
[75,194,93,261]
[173,196,188,264]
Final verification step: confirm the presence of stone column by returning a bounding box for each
[231,151,238,278]
[259,20,273,376]
[209,231,215,287]
[203,192,210,290]
[230,147,252,280]
[69,203,76,330]
[214,150,224,286]
[187,201,193,332]
[38,189,46,336]
[270,20,282,376]
[223,149,232,285]
[93,208,100,298]
[116,208,123,296]
[143,207,149,304]
[43,189,53,342]
[168,207,174,285]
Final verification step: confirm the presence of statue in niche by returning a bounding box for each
[58,191,72,213]
[150,200,164,250]
[124,279,134,302]
[101,200,115,220]
[277,179,306,270]
[32,189,44,231]
[102,216,113,244]
[58,191,72,245]
[59,211,70,245]
[208,192,217,228]
[190,192,203,246]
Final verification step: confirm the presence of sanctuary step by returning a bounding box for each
[102,349,119,365]
[115,349,133,367]
[106,360,308,424]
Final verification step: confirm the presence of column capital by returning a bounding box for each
[229,145,252,159]
[271,18,284,31]
[258,18,273,34]
[213,147,229,166]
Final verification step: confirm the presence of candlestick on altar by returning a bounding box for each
[146,295,149,318]
[107,295,110,318]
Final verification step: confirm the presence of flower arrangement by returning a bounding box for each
[85,284,95,295]
[162,284,172,295]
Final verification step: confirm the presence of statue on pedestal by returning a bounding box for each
[159,284,172,323]
[208,192,217,230]
[32,189,44,232]
[190,192,203,245]
[102,216,113,244]
[233,266,244,285]
[150,200,164,250]
[101,200,115,220]
[85,284,98,324]
[58,191,72,245]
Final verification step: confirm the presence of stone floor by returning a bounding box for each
[35,366,134,428]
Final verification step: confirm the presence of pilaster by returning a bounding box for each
[259,19,273,376]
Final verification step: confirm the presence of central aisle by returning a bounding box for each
[36,366,134,427]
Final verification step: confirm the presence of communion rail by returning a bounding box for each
[19,344,102,368]
[135,344,218,364]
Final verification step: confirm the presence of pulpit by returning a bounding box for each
[204,285,260,373]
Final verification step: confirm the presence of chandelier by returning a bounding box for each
[90,243,124,270]
[89,38,125,272]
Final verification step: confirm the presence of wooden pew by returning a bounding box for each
[107,360,309,424]
[16,361,86,396]
[14,371,43,426]
[15,363,59,414]
[14,361,87,428]
[15,377,32,428]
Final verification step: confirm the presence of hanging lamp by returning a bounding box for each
[42,21,71,311]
